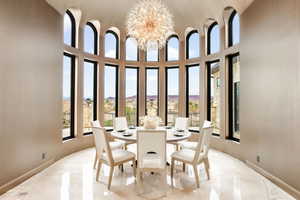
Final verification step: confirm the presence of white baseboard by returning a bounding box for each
[246,160,300,199]
[0,159,55,195]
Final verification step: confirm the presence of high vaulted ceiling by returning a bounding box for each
[46,0,254,31]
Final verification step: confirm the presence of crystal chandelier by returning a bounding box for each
[126,0,174,50]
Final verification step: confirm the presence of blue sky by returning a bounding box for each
[146,69,158,96]
[63,12,240,99]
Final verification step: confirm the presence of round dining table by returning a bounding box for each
[111,127,191,142]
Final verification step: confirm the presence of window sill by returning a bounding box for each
[83,132,93,136]
[62,137,77,143]
[104,126,114,132]
[226,137,240,144]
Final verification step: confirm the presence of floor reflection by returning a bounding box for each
[60,172,70,200]
[0,147,296,200]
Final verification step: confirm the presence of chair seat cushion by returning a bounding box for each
[109,141,124,150]
[179,141,198,150]
[103,149,135,163]
[171,149,204,163]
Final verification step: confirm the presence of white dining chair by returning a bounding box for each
[114,117,135,150]
[171,120,212,188]
[169,117,189,151]
[136,129,167,187]
[179,120,208,151]
[93,127,136,190]
[92,120,124,169]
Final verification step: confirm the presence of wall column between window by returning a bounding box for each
[139,65,146,120]
[98,61,105,126]
[199,35,207,128]
[74,27,84,138]
[119,63,126,117]
[119,32,126,117]
[219,26,226,139]
[159,47,166,122]
[178,38,186,117]
[98,27,106,125]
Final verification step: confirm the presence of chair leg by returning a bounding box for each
[108,166,114,190]
[204,159,210,180]
[132,159,136,177]
[93,154,98,169]
[171,158,175,179]
[193,165,200,188]
[96,161,102,181]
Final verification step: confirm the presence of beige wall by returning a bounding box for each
[0,0,62,186]
[210,0,300,194]
[240,0,300,191]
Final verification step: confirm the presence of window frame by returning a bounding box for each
[186,30,199,59]
[185,64,200,121]
[83,59,98,135]
[228,10,239,47]
[166,35,179,61]
[85,22,98,55]
[125,66,140,126]
[206,59,220,136]
[65,10,76,48]
[145,67,160,116]
[207,22,219,55]
[63,52,76,140]
[227,53,240,142]
[104,30,119,59]
[104,63,119,124]
[125,37,139,61]
[165,66,179,126]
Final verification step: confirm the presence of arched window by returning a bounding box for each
[84,22,98,55]
[146,41,159,62]
[64,10,76,47]
[126,37,138,61]
[166,35,179,61]
[105,31,119,59]
[228,11,240,46]
[207,22,220,55]
[186,30,200,59]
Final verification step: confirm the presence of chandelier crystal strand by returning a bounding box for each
[126,0,174,50]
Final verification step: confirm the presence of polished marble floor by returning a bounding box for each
[0,145,295,200]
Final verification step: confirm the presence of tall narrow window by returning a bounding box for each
[186,31,200,59]
[83,60,97,135]
[105,31,119,59]
[64,10,76,47]
[146,42,159,62]
[207,22,220,55]
[166,35,179,61]
[126,37,138,61]
[186,64,200,127]
[84,22,97,54]
[166,67,179,125]
[228,54,240,141]
[146,68,159,116]
[104,64,118,126]
[207,61,221,135]
[125,67,139,126]
[228,11,240,47]
[62,53,76,140]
